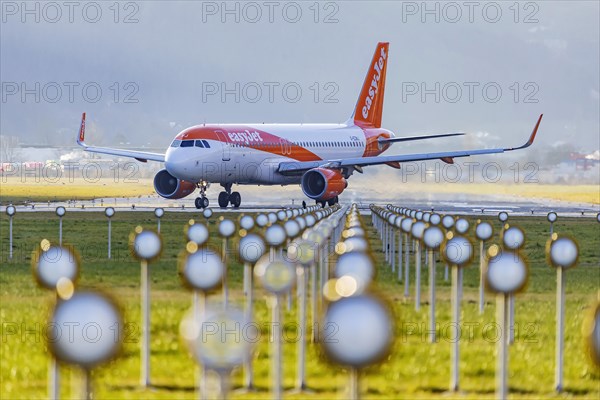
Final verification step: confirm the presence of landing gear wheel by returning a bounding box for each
[318,201,326,208]
[327,198,336,207]
[194,196,208,209]
[194,196,209,209]
[230,191,241,208]
[218,191,230,208]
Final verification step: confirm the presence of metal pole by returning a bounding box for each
[323,239,329,284]
[404,234,410,297]
[429,249,436,343]
[295,267,307,390]
[197,292,207,400]
[384,224,389,262]
[415,241,421,311]
[141,260,150,387]
[479,240,484,314]
[8,216,13,259]
[382,222,386,259]
[349,367,359,400]
[496,293,508,400]
[391,229,396,272]
[444,264,449,281]
[48,350,59,399]
[108,219,112,259]
[508,295,515,344]
[319,242,326,313]
[222,238,228,309]
[219,370,230,400]
[49,292,60,399]
[550,222,554,236]
[310,261,317,343]
[83,368,92,400]
[272,295,282,400]
[157,218,160,234]
[243,262,254,390]
[59,217,63,245]
[450,265,460,392]
[397,229,403,282]
[555,267,565,393]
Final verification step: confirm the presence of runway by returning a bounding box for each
[2,193,598,218]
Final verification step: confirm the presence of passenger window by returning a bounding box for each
[170,140,182,147]
[195,140,205,148]
[202,140,210,148]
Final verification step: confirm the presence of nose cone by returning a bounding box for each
[165,147,193,181]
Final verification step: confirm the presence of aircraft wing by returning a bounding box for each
[378,132,464,144]
[278,114,542,175]
[75,113,165,163]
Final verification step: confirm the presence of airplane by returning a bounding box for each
[76,42,542,209]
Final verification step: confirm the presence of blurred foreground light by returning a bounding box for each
[255,254,295,294]
[130,228,162,262]
[187,223,209,246]
[321,295,393,368]
[486,250,528,294]
[181,308,254,372]
[547,237,578,269]
[180,248,223,291]
[50,291,123,369]
[33,244,79,290]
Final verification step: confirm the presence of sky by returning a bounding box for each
[1,1,599,155]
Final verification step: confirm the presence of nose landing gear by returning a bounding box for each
[194,181,210,209]
[195,196,209,209]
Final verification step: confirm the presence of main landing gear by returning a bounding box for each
[193,182,242,209]
[194,181,210,209]
[316,196,339,208]
[218,183,242,208]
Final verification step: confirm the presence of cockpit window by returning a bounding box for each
[170,140,181,147]
[180,140,194,147]
[195,140,204,148]
[202,140,210,148]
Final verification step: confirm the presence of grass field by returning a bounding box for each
[394,183,600,205]
[0,178,154,204]
[1,210,599,399]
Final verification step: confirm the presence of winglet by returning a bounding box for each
[77,112,86,147]
[505,114,543,151]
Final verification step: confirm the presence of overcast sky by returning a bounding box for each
[2,1,598,153]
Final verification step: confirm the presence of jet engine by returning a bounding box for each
[301,168,347,201]
[153,169,196,199]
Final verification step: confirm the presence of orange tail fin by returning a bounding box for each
[352,42,389,128]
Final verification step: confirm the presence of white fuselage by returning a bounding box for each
[164,123,393,185]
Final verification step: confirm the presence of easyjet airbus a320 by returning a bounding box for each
[77,42,542,208]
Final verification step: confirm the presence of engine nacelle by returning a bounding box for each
[301,168,347,201]
[153,169,196,199]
